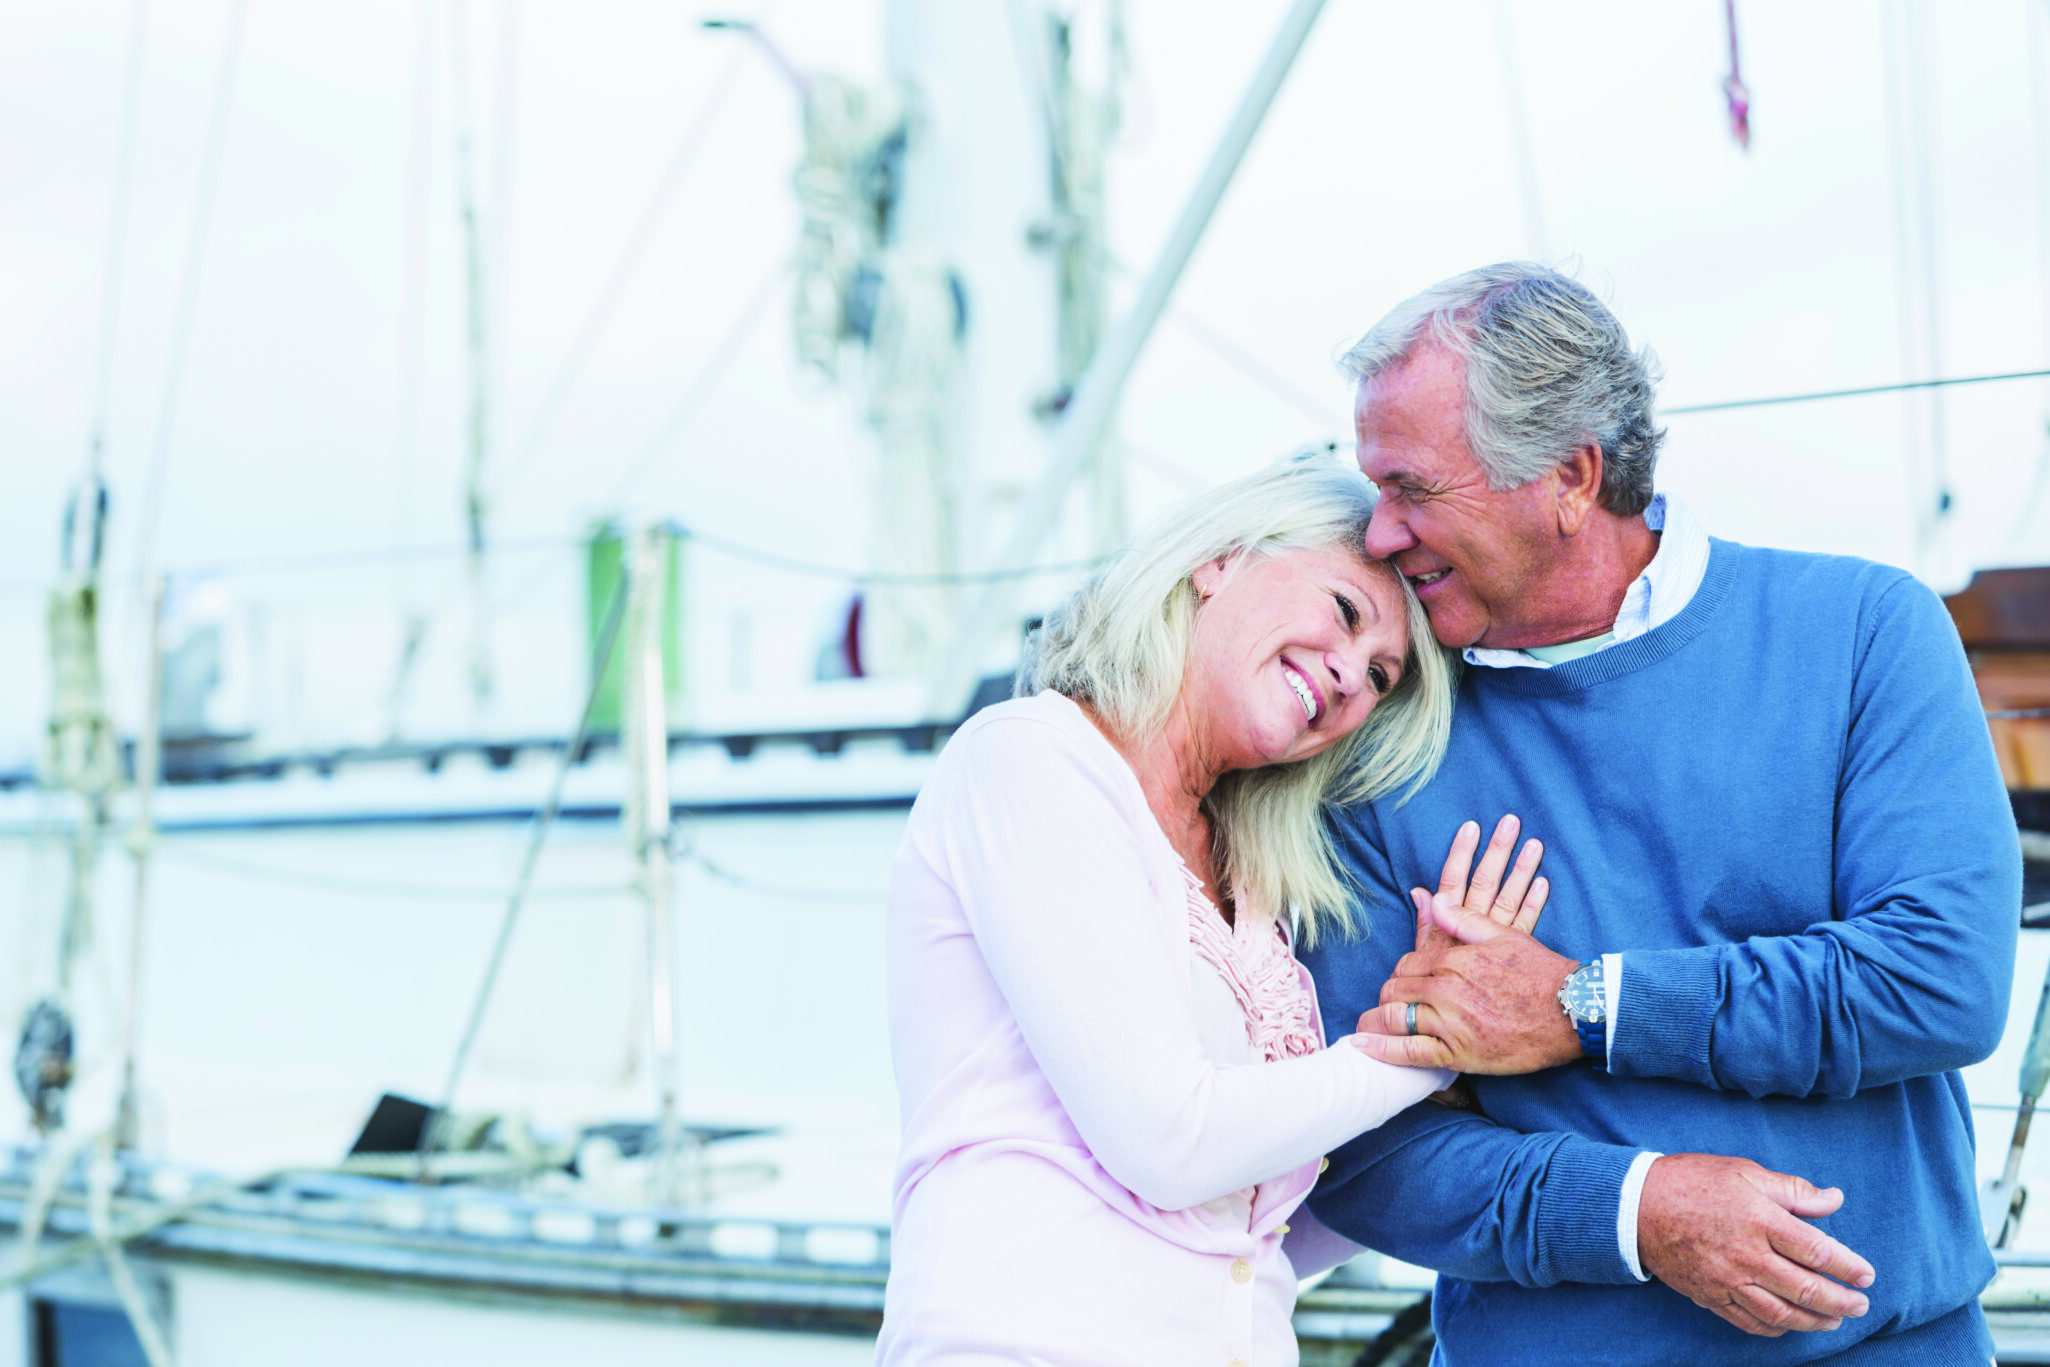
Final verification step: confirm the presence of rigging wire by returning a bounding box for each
[2013,0,2050,558]
[490,44,756,510]
[1489,0,1549,257]
[1097,250,1334,426]
[1880,0,1954,577]
[683,849,884,905]
[1663,367,2050,415]
[387,0,440,738]
[451,0,496,709]
[0,526,1103,600]
[393,0,437,602]
[490,0,519,478]
[3,364,2046,604]
[131,0,250,591]
[151,842,630,903]
[33,837,881,909]
[596,253,797,509]
[84,0,151,487]
[676,525,1107,586]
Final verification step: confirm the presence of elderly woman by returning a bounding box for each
[877,456,1544,1367]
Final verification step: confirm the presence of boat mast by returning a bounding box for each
[621,526,687,1203]
[923,0,1333,722]
[869,0,1069,676]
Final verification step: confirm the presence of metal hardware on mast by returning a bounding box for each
[20,479,121,1136]
[921,0,1332,722]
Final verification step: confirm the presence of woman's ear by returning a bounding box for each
[1190,555,1231,601]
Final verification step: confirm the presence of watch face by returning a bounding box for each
[1562,965,1605,1023]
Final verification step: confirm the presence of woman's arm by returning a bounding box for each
[932,714,1449,1211]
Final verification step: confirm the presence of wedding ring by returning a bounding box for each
[1405,1002,1419,1036]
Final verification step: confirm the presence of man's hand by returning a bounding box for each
[1638,1153,1874,1336]
[1352,893,1581,1074]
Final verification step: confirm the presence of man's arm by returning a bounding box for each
[1612,578,2016,1096]
[1304,1087,1643,1286]
[1358,577,2020,1097]
[1312,808,1874,1331]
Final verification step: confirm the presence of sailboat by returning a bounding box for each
[6,2,2050,1363]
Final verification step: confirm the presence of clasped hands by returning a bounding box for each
[1349,816,1877,1339]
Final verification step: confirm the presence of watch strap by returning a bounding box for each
[1559,959,1608,1070]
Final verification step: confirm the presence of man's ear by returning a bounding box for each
[1553,444,1604,535]
[1191,554,1231,600]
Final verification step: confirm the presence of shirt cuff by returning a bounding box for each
[1617,1150,1661,1282]
[1530,1136,1647,1284]
[1600,951,1624,1068]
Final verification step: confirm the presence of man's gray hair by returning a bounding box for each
[1338,263,1665,517]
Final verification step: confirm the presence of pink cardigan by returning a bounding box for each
[878,692,1448,1367]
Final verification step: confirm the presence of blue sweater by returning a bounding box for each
[1302,540,2020,1366]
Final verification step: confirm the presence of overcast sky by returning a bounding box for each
[5,0,2048,751]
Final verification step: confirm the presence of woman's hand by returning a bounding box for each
[1350,815,1577,1075]
[1411,816,1547,952]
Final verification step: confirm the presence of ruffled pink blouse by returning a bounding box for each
[1181,868,1323,1065]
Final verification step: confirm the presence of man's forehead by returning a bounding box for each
[1353,351,1472,477]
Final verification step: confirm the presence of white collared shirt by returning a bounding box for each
[1462,493,1710,671]
[1456,491,1710,1282]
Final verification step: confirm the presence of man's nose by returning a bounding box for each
[1362,497,1414,559]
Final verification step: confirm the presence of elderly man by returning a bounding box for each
[1300,262,2019,1365]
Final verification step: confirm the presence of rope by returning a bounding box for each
[131,0,250,590]
[88,1139,176,1367]
[418,573,629,1174]
[4,1160,289,1290]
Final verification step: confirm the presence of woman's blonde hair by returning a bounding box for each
[1020,453,1457,943]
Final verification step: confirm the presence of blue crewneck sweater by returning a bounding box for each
[1302,539,2020,1366]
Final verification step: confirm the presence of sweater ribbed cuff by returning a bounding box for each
[1535,1136,1643,1285]
[1609,947,1723,1088]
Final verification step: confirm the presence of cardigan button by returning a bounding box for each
[1275,1223,1291,1236]
[1318,1157,1330,1174]
[1230,1258,1253,1283]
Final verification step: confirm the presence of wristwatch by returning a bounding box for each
[1557,959,1608,1068]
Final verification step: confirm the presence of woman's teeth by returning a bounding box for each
[1285,667,1317,723]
